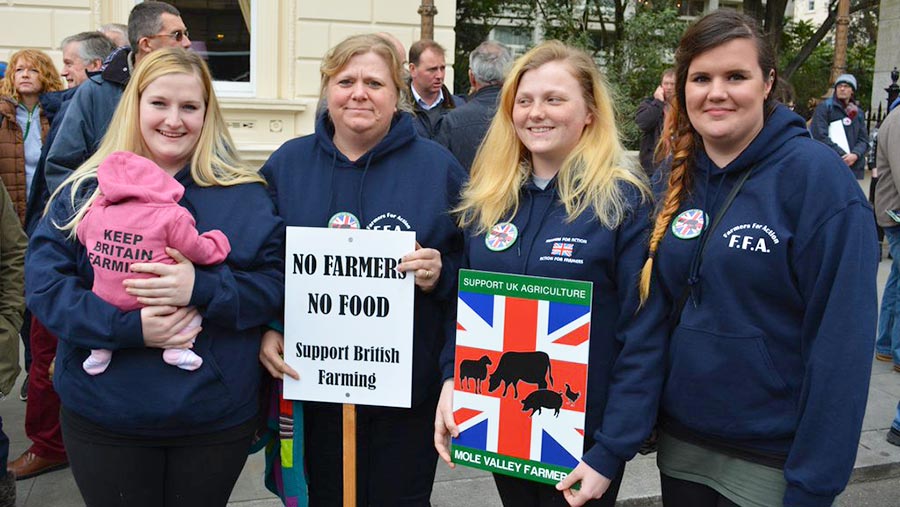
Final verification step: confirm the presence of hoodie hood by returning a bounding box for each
[313,111,418,167]
[97,151,184,205]
[705,104,811,174]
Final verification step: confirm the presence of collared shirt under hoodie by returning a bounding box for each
[439,176,669,480]
[653,105,878,507]
[44,47,133,195]
[261,111,466,408]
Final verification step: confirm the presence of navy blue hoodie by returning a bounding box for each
[26,168,284,436]
[439,178,669,479]
[261,112,465,408]
[654,105,878,506]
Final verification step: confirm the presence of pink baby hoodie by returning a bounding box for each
[77,151,231,310]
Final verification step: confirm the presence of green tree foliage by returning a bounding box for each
[453,0,877,147]
[609,9,687,148]
[780,12,878,119]
[453,0,530,93]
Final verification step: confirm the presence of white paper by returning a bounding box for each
[283,226,415,408]
[828,119,851,154]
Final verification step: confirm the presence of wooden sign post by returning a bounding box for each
[343,403,356,507]
[282,226,417,506]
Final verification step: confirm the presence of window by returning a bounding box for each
[491,25,533,57]
[169,0,256,97]
[808,0,815,10]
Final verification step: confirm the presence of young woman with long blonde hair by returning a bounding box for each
[435,40,668,507]
[26,48,283,506]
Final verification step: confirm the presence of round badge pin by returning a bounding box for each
[485,222,519,251]
[842,117,852,126]
[328,212,360,229]
[671,209,706,240]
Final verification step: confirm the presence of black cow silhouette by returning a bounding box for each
[459,355,492,394]
[521,389,563,417]
[564,383,580,405]
[488,351,553,398]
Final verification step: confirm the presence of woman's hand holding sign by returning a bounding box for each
[399,242,441,293]
[260,329,300,380]
[556,461,612,507]
[434,378,458,468]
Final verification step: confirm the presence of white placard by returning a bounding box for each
[828,119,851,154]
[283,226,415,407]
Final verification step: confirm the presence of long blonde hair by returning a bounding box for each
[455,41,647,234]
[51,48,263,237]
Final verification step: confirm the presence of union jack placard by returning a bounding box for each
[452,270,592,485]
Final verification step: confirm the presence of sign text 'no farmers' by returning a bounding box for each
[283,227,415,408]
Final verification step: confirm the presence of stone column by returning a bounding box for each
[872,0,900,113]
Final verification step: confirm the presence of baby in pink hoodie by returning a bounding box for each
[76,151,231,375]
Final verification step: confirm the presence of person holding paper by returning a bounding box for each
[25,48,284,506]
[811,73,869,179]
[258,33,465,506]
[640,11,877,506]
[434,41,668,507]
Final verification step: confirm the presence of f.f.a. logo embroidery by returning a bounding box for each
[539,236,586,264]
[722,222,780,254]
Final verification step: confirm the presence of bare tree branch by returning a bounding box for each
[782,0,878,80]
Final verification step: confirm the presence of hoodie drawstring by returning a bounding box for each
[687,165,727,307]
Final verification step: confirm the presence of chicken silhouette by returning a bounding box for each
[564,383,580,405]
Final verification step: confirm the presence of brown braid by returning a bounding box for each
[639,99,696,303]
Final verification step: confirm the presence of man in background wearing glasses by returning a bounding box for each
[44,1,191,194]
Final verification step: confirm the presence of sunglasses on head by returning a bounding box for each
[147,30,190,42]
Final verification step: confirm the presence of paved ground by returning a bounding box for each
[4,177,898,506]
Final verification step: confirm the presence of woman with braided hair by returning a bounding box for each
[639,10,878,507]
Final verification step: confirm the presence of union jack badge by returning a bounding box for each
[671,209,706,240]
[485,222,519,252]
[328,212,360,229]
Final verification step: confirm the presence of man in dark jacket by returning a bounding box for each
[811,73,869,179]
[408,40,456,139]
[634,69,674,176]
[434,41,511,171]
[44,1,191,194]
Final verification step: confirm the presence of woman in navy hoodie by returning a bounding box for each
[25,48,284,506]
[639,11,878,507]
[434,41,668,507]
[258,34,465,506]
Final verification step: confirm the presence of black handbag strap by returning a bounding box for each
[670,166,754,327]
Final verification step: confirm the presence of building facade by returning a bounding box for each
[872,0,900,113]
[0,0,457,166]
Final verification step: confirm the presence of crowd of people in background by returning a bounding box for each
[0,2,892,507]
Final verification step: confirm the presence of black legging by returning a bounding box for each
[61,409,254,507]
[660,473,741,507]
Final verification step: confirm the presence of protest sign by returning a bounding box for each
[283,226,415,408]
[451,269,592,485]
